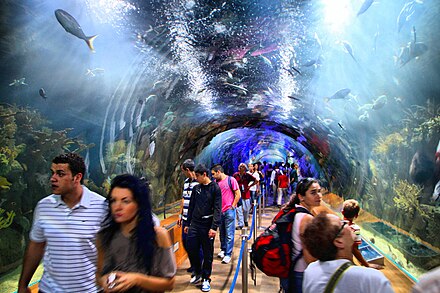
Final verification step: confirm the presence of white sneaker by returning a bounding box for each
[222,255,232,264]
[201,279,211,292]
[189,274,202,284]
[217,251,225,258]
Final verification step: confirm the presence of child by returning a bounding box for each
[342,199,383,269]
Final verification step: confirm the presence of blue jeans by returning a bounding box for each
[236,199,251,227]
[250,190,257,202]
[220,208,236,257]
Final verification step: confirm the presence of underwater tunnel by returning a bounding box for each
[0,0,439,290]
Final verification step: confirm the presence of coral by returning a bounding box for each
[393,180,428,218]
[0,208,16,229]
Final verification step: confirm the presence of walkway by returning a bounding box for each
[173,200,415,293]
[173,205,281,293]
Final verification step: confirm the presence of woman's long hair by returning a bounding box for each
[282,177,319,211]
[101,174,156,271]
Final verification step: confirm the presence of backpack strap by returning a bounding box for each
[323,261,353,293]
[227,176,233,192]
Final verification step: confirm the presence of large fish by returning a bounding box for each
[395,26,428,67]
[324,88,351,102]
[55,9,97,52]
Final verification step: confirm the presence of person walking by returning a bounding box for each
[211,164,240,264]
[18,153,108,293]
[185,164,222,292]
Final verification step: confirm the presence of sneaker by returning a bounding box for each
[189,274,202,285]
[217,251,225,259]
[222,255,232,264]
[201,279,211,292]
[244,221,249,227]
[235,226,243,230]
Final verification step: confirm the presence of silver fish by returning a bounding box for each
[9,78,27,87]
[341,41,358,64]
[55,9,97,52]
[357,0,374,16]
[325,88,351,102]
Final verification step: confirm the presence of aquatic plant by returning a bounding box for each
[401,101,440,143]
[0,208,16,230]
[393,180,428,218]
[373,132,406,155]
[412,115,440,143]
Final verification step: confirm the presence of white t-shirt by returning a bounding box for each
[303,259,394,293]
[249,171,260,192]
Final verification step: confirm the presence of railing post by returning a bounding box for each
[252,199,257,242]
[241,228,248,293]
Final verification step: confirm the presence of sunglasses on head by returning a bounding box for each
[333,220,349,241]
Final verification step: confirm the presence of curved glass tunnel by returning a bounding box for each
[0,0,439,288]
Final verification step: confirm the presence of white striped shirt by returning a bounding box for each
[182,178,198,221]
[30,186,107,293]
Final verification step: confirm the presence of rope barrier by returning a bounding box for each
[228,196,261,293]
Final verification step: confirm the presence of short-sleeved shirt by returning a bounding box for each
[233,172,256,199]
[248,171,260,192]
[182,178,199,221]
[303,259,394,293]
[217,176,239,213]
[100,230,177,293]
[349,222,362,245]
[30,186,107,293]
[278,174,289,189]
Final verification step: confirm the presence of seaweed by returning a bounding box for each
[393,179,428,218]
[0,208,16,229]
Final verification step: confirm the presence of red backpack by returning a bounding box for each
[250,206,311,278]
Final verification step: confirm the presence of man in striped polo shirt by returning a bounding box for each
[18,153,107,293]
[177,159,200,274]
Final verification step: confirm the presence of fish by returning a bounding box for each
[39,88,47,99]
[324,88,351,102]
[341,41,359,64]
[358,103,373,112]
[153,80,165,89]
[9,78,27,87]
[372,95,387,110]
[284,66,302,76]
[358,111,369,121]
[149,141,156,157]
[373,26,380,53]
[250,43,278,57]
[396,26,428,67]
[397,1,422,33]
[223,82,248,93]
[357,0,374,16]
[54,9,97,52]
[338,122,345,130]
[258,55,273,68]
[85,68,104,77]
[287,96,300,101]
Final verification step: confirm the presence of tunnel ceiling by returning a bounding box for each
[1,0,439,189]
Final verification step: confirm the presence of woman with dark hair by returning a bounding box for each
[96,174,176,292]
[280,178,322,293]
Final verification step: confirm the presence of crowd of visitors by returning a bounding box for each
[17,153,430,293]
